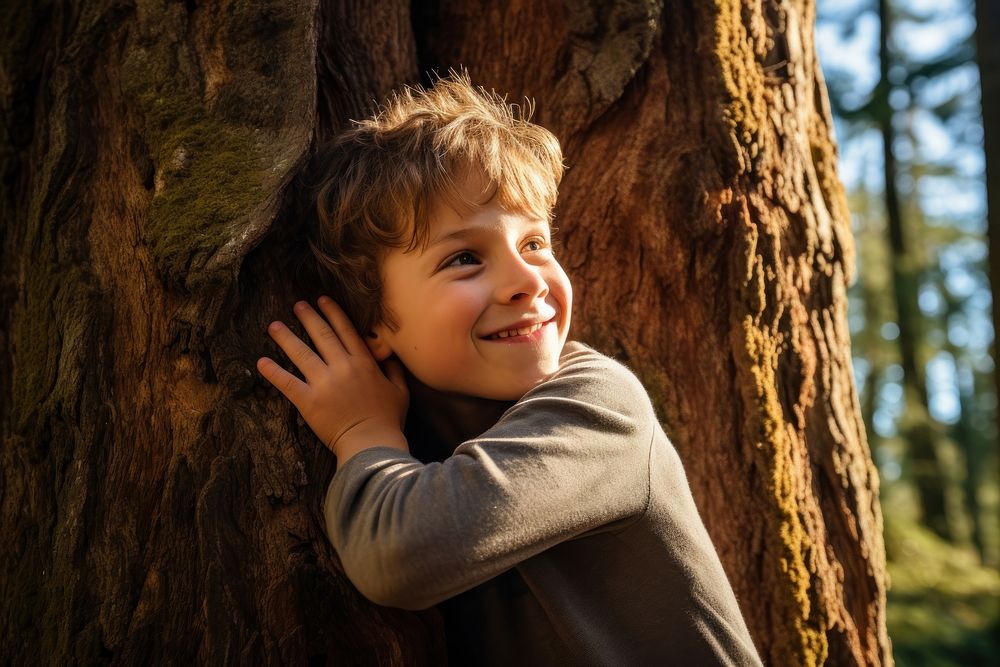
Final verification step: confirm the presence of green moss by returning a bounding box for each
[121,49,265,291]
[9,107,90,442]
[10,242,100,445]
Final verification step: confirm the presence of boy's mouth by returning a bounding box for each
[486,322,545,340]
[482,317,554,340]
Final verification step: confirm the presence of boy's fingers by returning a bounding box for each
[292,301,347,362]
[257,357,309,404]
[317,296,369,357]
[267,320,325,380]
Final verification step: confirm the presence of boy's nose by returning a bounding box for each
[495,255,548,303]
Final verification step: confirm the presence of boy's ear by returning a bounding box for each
[365,326,393,361]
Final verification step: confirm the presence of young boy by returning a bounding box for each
[257,74,762,665]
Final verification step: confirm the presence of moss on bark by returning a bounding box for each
[120,34,266,292]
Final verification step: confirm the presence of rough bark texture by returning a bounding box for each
[978,0,1000,455]
[1,0,889,664]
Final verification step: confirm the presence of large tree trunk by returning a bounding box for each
[1,1,890,664]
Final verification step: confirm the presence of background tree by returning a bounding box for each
[978,0,999,460]
[818,0,999,662]
[821,0,980,545]
[0,1,889,664]
[819,0,998,561]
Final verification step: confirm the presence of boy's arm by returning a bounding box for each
[258,300,651,611]
[324,344,653,611]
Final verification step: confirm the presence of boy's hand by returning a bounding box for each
[257,297,409,461]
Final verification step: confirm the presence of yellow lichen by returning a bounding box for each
[712,0,768,175]
[742,311,829,666]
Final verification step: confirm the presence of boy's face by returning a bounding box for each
[368,192,572,401]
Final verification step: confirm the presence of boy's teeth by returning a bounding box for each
[493,323,543,339]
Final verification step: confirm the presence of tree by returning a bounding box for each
[978,0,999,481]
[823,0,971,544]
[0,1,890,664]
[820,0,995,564]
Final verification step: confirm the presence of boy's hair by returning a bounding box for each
[309,72,564,336]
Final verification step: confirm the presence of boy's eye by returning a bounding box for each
[522,238,550,254]
[447,251,480,267]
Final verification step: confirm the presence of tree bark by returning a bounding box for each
[1,1,890,665]
[978,0,1000,468]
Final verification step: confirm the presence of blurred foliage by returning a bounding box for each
[817,0,999,663]
[884,488,1000,665]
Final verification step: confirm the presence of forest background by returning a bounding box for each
[817,0,998,663]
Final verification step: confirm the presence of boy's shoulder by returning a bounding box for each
[552,340,647,386]
[519,340,654,417]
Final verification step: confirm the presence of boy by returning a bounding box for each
[257,74,762,665]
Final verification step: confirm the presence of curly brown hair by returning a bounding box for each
[308,72,564,336]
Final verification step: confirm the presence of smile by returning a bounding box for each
[486,322,547,340]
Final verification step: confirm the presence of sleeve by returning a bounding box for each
[322,345,655,610]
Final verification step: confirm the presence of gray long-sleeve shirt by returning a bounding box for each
[324,342,762,665]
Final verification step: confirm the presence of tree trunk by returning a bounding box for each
[978,0,1000,464]
[875,0,957,543]
[1,1,890,665]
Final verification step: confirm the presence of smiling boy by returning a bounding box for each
[367,168,572,401]
[257,74,762,665]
